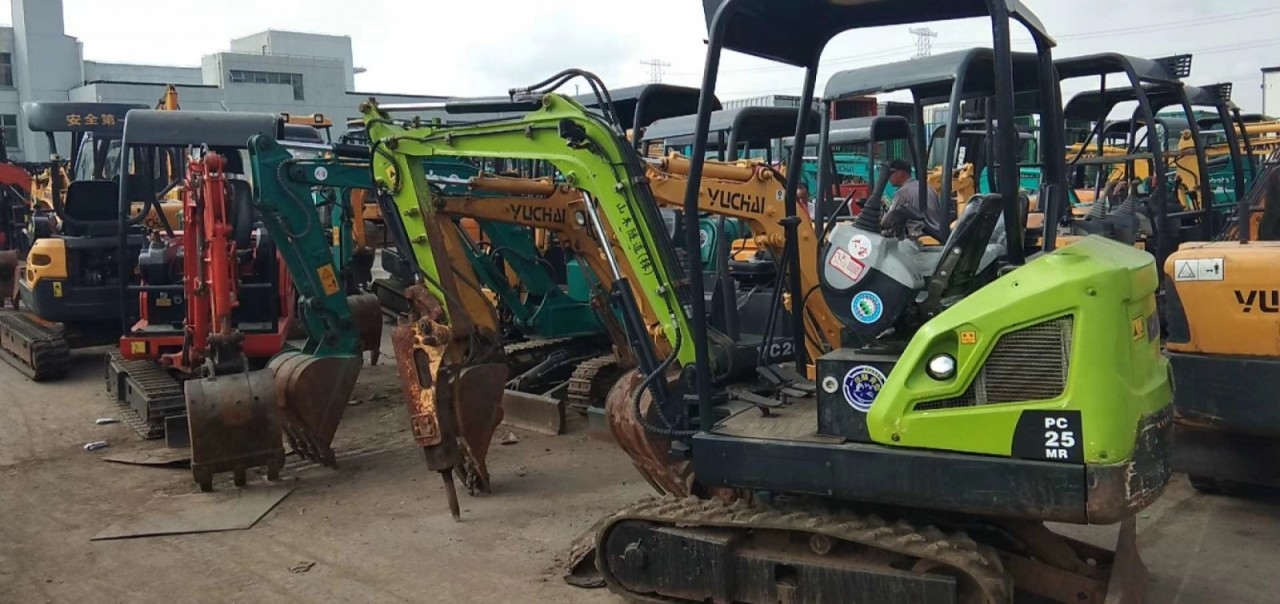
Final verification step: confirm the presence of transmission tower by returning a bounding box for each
[909,27,938,59]
[641,59,671,83]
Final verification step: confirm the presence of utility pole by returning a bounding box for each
[909,27,938,59]
[640,59,671,83]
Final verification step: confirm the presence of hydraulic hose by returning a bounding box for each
[632,318,696,438]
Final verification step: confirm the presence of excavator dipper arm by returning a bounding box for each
[246,135,384,466]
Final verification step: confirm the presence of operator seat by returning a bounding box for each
[820,191,1007,341]
[61,180,122,238]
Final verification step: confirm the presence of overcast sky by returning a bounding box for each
[6,0,1280,111]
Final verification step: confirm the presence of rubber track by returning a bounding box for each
[106,351,184,439]
[566,354,621,410]
[0,312,70,381]
[595,495,1012,604]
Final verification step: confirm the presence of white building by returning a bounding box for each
[1264,66,1280,120]
[2,0,449,162]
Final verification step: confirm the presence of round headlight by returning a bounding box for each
[925,354,956,380]
[573,211,588,226]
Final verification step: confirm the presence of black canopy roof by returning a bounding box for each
[122,110,279,148]
[701,0,1050,67]
[643,105,817,148]
[823,49,1045,104]
[25,102,146,135]
[785,116,913,147]
[1054,53,1190,85]
[1062,83,1215,121]
[575,83,719,130]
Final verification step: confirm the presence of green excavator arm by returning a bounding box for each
[361,94,720,379]
[247,134,384,466]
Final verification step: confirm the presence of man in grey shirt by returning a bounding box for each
[880,158,945,241]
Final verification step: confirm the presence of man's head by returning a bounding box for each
[888,158,912,187]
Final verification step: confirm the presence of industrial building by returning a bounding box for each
[2,0,445,162]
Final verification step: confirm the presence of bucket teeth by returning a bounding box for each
[269,351,363,467]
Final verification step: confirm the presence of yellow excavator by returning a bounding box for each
[1163,151,1280,491]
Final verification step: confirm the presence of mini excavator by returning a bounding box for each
[0,102,150,380]
[571,2,1171,603]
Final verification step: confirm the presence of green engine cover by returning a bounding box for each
[868,235,1171,467]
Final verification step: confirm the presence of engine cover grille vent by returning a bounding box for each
[915,315,1073,411]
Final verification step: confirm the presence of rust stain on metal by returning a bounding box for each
[604,369,691,497]
[346,293,384,364]
[270,350,363,466]
[184,369,285,491]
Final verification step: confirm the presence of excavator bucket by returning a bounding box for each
[269,350,363,467]
[347,293,383,364]
[184,368,286,492]
[0,250,16,306]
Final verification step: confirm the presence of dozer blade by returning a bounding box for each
[501,389,565,436]
[269,350,363,467]
[184,368,286,492]
[0,250,16,306]
[347,293,384,365]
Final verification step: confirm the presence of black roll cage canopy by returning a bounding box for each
[115,110,286,333]
[679,0,1062,430]
[25,101,149,183]
[576,83,721,152]
[1056,53,1247,264]
[643,105,820,162]
[818,48,1049,241]
[792,115,922,218]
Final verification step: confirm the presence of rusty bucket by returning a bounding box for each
[347,293,384,364]
[184,368,286,492]
[0,250,17,307]
[269,350,363,467]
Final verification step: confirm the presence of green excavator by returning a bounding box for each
[568,1,1171,603]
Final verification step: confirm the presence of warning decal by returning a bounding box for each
[1173,258,1224,282]
[828,248,866,282]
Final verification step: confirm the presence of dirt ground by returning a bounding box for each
[2,338,1279,603]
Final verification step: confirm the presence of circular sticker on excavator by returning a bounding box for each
[847,234,872,260]
[313,167,329,181]
[842,365,885,413]
[851,291,883,324]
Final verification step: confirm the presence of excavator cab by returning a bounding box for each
[0,102,147,381]
[813,50,1047,346]
[110,110,293,489]
[587,1,1169,603]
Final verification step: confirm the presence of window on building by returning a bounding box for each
[0,53,13,87]
[228,69,304,101]
[1,115,19,150]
